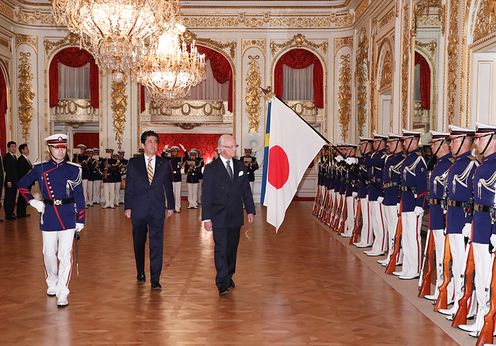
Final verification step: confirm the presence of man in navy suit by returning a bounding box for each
[202,134,256,296]
[124,130,175,290]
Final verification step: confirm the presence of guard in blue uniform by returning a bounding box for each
[458,123,496,336]
[342,144,358,238]
[185,149,200,208]
[378,133,405,268]
[393,129,427,280]
[364,134,388,257]
[17,134,85,308]
[355,137,374,248]
[169,146,183,213]
[422,131,454,301]
[438,126,479,319]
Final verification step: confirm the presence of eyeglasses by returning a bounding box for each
[221,145,239,149]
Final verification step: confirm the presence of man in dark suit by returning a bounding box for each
[0,153,4,222]
[202,134,256,296]
[124,130,175,290]
[16,143,32,218]
[4,141,18,220]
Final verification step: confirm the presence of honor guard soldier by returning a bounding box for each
[457,123,496,336]
[76,145,91,206]
[117,151,128,205]
[394,129,427,280]
[330,145,345,230]
[422,131,454,301]
[169,146,183,213]
[194,149,205,204]
[364,134,388,257]
[438,126,478,318]
[17,134,85,308]
[378,133,405,267]
[101,148,116,208]
[342,144,358,238]
[185,148,200,209]
[240,148,260,192]
[91,148,103,205]
[354,137,374,248]
[111,153,122,207]
[84,149,94,207]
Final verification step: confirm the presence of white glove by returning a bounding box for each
[462,223,471,238]
[396,203,400,214]
[377,196,384,204]
[352,192,358,198]
[335,155,343,162]
[490,234,496,249]
[75,223,85,233]
[345,157,358,165]
[414,206,424,216]
[29,199,45,213]
[179,143,186,151]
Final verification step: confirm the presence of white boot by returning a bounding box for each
[57,295,69,308]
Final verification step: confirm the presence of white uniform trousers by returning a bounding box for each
[187,183,198,208]
[42,228,75,299]
[400,211,422,278]
[355,197,371,246]
[103,183,115,208]
[448,233,466,315]
[250,181,255,193]
[113,182,121,206]
[383,205,402,265]
[86,180,94,206]
[368,201,386,254]
[92,180,102,204]
[82,179,90,206]
[429,229,447,299]
[173,181,182,212]
[342,196,356,237]
[198,179,203,205]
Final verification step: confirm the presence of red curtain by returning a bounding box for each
[197,46,233,112]
[274,49,324,108]
[157,133,222,164]
[0,69,6,155]
[415,52,431,110]
[49,47,99,108]
[140,84,146,113]
[73,132,99,149]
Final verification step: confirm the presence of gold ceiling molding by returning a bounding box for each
[334,36,353,56]
[354,0,370,22]
[245,55,262,134]
[400,2,411,129]
[44,33,81,57]
[0,2,14,20]
[415,40,437,60]
[414,0,445,34]
[338,53,351,141]
[111,74,127,150]
[242,39,266,56]
[184,31,237,59]
[18,52,34,142]
[15,34,37,52]
[473,0,496,44]
[270,34,328,57]
[447,0,459,125]
[14,7,57,26]
[378,6,395,31]
[355,28,368,136]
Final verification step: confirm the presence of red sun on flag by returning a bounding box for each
[268,145,289,189]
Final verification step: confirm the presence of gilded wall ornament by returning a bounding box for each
[379,48,393,91]
[245,55,262,134]
[414,0,445,34]
[378,7,396,31]
[473,0,496,43]
[15,34,37,52]
[338,53,352,140]
[270,34,328,56]
[15,7,57,26]
[334,37,353,56]
[18,52,35,142]
[401,2,411,128]
[242,39,266,56]
[111,75,127,150]
[44,33,81,57]
[355,0,370,21]
[415,40,437,60]
[183,31,237,59]
[0,2,14,20]
[355,28,368,136]
[447,0,459,124]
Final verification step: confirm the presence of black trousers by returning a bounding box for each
[131,212,165,283]
[4,184,17,217]
[16,191,28,217]
[213,226,241,288]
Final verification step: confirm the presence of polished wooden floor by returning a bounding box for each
[0,201,457,345]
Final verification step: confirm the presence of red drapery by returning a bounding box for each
[157,133,222,164]
[415,52,431,110]
[274,49,324,108]
[140,84,146,113]
[0,69,6,155]
[73,132,99,149]
[197,46,233,112]
[49,47,99,108]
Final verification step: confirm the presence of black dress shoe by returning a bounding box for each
[151,281,162,290]
[6,215,16,220]
[218,287,230,296]
[137,273,146,283]
[228,280,235,289]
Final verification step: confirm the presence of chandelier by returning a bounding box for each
[136,20,206,106]
[51,0,174,73]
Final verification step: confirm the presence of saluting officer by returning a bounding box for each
[17,134,85,308]
[394,129,427,280]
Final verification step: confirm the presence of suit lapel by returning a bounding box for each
[152,156,161,185]
[139,155,149,185]
[217,158,233,183]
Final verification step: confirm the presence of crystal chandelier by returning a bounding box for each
[51,0,173,73]
[136,18,206,106]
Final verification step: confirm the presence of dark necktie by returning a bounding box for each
[226,160,233,180]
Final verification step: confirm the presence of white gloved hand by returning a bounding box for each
[462,223,471,238]
[396,203,400,214]
[377,196,384,204]
[352,191,358,198]
[29,199,45,213]
[335,155,343,162]
[75,223,84,233]
[179,143,186,151]
[490,234,496,249]
[414,206,424,216]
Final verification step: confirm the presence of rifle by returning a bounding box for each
[385,202,403,274]
[434,235,452,311]
[74,231,80,276]
[349,199,362,245]
[332,194,344,231]
[339,197,347,234]
[476,252,496,346]
[452,242,475,327]
[418,229,435,297]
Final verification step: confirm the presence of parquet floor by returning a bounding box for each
[0,201,458,345]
